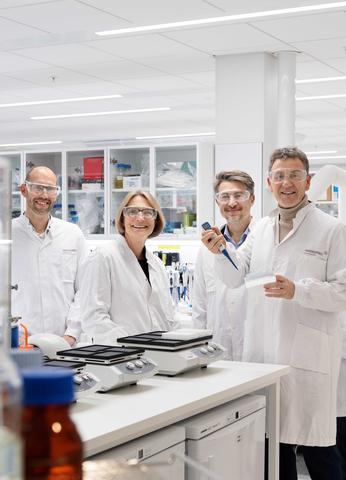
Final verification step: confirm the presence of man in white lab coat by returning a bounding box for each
[192,170,255,360]
[202,147,346,480]
[337,311,346,479]
[12,166,89,346]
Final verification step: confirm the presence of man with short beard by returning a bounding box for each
[192,170,255,361]
[12,166,89,346]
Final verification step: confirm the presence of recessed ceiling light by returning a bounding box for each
[305,151,338,154]
[96,2,346,36]
[307,155,346,159]
[296,76,346,84]
[135,132,215,139]
[0,141,62,147]
[31,107,170,120]
[0,94,122,108]
[297,94,346,101]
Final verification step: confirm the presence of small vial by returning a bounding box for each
[21,368,82,480]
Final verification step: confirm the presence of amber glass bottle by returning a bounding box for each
[21,368,82,480]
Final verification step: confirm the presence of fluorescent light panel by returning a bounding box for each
[297,94,346,101]
[135,132,215,139]
[305,151,337,154]
[0,94,122,108]
[0,141,62,147]
[31,107,170,120]
[96,2,346,35]
[296,76,346,84]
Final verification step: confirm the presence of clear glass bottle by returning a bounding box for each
[22,368,82,480]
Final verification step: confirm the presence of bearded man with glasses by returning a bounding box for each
[192,170,256,362]
[12,166,89,346]
[202,147,346,480]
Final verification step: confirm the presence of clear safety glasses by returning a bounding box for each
[123,206,158,220]
[268,168,307,184]
[25,181,61,197]
[215,189,251,204]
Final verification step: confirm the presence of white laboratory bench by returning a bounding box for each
[71,360,290,480]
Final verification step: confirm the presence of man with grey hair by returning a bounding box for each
[12,166,89,346]
[192,170,255,360]
[202,147,346,480]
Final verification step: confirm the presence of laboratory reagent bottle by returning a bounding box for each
[21,367,82,480]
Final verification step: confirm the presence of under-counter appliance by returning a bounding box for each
[177,395,266,480]
[87,425,185,480]
[117,331,227,376]
[56,345,158,392]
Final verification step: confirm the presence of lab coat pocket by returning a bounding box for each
[202,265,216,293]
[294,254,326,282]
[290,323,332,374]
[61,252,77,283]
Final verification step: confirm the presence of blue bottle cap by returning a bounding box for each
[22,367,74,405]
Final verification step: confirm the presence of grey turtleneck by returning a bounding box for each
[278,194,309,243]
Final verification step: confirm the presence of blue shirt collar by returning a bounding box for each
[223,222,251,249]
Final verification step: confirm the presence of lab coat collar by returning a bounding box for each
[20,212,53,236]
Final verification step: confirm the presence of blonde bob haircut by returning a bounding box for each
[115,189,165,239]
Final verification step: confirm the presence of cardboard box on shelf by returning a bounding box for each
[317,185,332,202]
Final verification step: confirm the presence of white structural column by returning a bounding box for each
[277,52,297,147]
[215,52,278,216]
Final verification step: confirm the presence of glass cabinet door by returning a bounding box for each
[0,153,22,220]
[66,150,105,236]
[155,145,197,236]
[109,147,150,234]
[25,151,62,220]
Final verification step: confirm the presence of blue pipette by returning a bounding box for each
[201,221,238,270]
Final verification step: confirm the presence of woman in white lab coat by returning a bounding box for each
[81,190,178,344]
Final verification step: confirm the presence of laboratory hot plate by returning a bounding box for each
[56,345,158,392]
[117,330,227,376]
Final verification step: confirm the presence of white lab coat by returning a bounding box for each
[214,202,346,446]
[192,220,256,361]
[337,311,346,417]
[80,235,178,344]
[12,214,90,341]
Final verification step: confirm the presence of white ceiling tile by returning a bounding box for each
[115,75,204,91]
[296,82,346,97]
[164,23,279,53]
[0,0,57,6]
[160,108,215,126]
[4,67,99,86]
[83,34,197,60]
[72,61,166,81]
[178,71,215,87]
[110,96,191,109]
[0,0,129,34]
[291,38,346,61]
[296,61,343,80]
[57,81,142,96]
[0,75,37,90]
[0,52,52,73]
[0,16,47,41]
[323,58,346,75]
[250,11,346,43]
[136,53,214,75]
[12,44,121,67]
[296,99,344,116]
[199,0,321,14]
[0,86,87,101]
[167,91,215,105]
[79,0,224,24]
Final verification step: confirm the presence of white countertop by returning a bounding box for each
[71,361,290,458]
